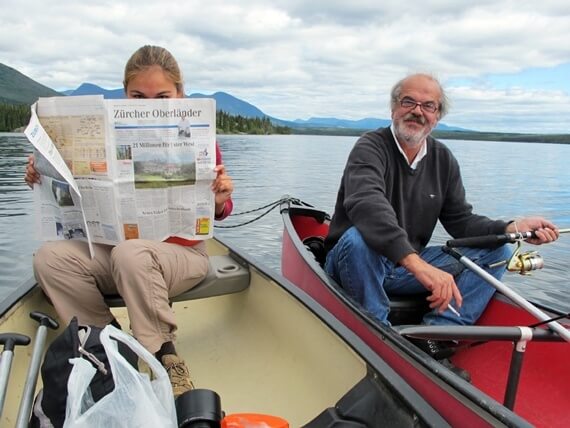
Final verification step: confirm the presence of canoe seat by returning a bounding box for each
[104,254,250,308]
[387,294,430,325]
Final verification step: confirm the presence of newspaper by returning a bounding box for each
[24,95,217,255]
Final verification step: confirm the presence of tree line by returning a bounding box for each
[217,110,290,134]
[0,103,30,132]
[0,103,292,135]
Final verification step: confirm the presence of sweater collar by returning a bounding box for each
[389,124,427,170]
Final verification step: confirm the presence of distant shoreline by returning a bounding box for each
[6,129,570,145]
[289,127,570,144]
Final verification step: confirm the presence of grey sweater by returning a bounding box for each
[325,127,508,263]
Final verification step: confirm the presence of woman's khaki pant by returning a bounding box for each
[33,239,209,353]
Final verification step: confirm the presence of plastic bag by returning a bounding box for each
[63,325,177,428]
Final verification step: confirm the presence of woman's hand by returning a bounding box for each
[212,164,233,216]
[24,155,41,188]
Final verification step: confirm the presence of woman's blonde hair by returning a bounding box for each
[123,45,184,94]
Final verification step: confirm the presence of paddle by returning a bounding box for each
[0,333,31,418]
[443,234,570,343]
[15,311,59,428]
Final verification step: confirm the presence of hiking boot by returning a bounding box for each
[441,358,472,382]
[409,338,456,360]
[161,354,194,397]
[409,338,471,382]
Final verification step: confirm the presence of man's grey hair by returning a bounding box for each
[390,73,450,119]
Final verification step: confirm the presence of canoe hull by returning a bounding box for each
[281,200,570,428]
[1,238,449,427]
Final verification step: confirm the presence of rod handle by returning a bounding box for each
[446,231,536,248]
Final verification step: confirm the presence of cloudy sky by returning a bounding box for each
[2,0,570,133]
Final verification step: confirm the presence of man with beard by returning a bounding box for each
[324,73,558,380]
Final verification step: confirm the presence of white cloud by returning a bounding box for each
[447,86,570,133]
[1,0,570,133]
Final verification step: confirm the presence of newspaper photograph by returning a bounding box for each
[24,95,217,252]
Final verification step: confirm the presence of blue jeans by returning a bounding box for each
[325,226,512,326]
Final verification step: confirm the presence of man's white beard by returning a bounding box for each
[394,122,429,148]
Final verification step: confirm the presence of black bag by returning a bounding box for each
[29,317,137,428]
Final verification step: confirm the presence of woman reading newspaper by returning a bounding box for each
[24,45,234,397]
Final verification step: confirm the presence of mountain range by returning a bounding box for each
[63,83,467,132]
[1,62,467,132]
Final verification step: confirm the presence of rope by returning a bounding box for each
[214,196,305,229]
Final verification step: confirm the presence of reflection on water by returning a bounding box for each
[1,133,569,313]
[0,134,41,295]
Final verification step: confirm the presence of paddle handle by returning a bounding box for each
[0,334,30,418]
[16,312,59,428]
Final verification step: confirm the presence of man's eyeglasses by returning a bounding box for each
[399,97,438,114]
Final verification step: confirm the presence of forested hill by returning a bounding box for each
[217,110,290,134]
[0,63,63,131]
[0,63,62,104]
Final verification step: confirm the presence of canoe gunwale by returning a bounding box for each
[399,325,565,343]
[0,276,36,320]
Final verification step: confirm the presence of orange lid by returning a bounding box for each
[221,413,289,428]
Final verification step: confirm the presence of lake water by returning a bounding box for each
[1,133,569,313]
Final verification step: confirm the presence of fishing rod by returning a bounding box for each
[444,230,570,343]
[448,228,570,275]
[446,228,570,249]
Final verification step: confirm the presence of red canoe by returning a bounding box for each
[281,198,570,428]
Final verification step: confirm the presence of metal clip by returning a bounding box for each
[78,345,108,375]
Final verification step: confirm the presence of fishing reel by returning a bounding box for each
[489,239,544,275]
[506,241,544,275]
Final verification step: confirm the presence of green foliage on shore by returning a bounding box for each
[290,127,366,137]
[0,104,292,135]
[431,130,570,144]
[217,110,291,134]
[0,103,30,132]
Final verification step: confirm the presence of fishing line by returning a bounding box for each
[527,313,570,328]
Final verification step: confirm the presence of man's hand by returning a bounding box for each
[506,217,559,245]
[400,253,463,313]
